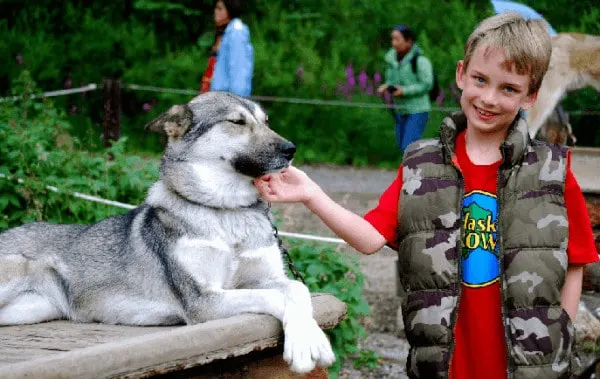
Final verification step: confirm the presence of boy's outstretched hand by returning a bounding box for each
[254,166,321,204]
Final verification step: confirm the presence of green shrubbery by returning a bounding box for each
[2,1,599,168]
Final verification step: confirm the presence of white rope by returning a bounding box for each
[123,83,456,112]
[0,173,352,245]
[0,84,98,103]
[2,81,600,115]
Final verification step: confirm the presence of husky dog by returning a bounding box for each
[0,92,335,374]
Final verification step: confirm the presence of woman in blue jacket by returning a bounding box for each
[201,0,254,97]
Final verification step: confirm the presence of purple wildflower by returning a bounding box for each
[15,55,23,65]
[345,63,354,79]
[358,71,368,91]
[373,72,382,85]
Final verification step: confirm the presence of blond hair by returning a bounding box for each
[463,12,552,94]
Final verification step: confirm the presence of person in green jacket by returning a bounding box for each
[377,25,434,152]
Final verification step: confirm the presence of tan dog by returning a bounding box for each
[527,32,600,143]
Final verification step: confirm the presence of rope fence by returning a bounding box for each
[2,82,600,115]
[0,84,98,103]
[0,173,353,247]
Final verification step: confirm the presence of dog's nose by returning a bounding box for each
[279,141,296,160]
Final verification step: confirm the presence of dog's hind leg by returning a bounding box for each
[0,292,64,325]
[0,254,69,325]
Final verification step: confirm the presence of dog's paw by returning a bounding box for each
[283,317,336,373]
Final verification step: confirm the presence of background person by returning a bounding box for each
[200,0,253,97]
[377,25,434,153]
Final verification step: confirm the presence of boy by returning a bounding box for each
[254,12,599,379]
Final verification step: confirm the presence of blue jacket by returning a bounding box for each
[210,18,254,97]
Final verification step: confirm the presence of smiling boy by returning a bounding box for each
[254,12,598,379]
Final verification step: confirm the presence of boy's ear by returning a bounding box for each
[455,60,465,90]
[521,90,539,111]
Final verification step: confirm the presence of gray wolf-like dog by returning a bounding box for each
[0,92,335,373]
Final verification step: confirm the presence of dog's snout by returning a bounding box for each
[280,141,296,160]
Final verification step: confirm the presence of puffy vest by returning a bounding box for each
[397,112,573,379]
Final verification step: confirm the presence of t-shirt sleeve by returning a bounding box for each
[364,165,403,248]
[565,154,599,265]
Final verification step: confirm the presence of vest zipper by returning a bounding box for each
[497,167,513,379]
[448,158,464,376]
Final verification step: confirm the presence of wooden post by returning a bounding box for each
[102,78,121,150]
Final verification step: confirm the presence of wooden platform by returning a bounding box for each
[0,293,346,379]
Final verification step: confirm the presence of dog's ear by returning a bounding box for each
[145,104,194,139]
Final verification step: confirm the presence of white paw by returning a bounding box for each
[283,317,336,373]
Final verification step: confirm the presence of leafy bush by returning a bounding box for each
[0,71,158,228]
[3,1,598,169]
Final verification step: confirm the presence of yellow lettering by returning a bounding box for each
[477,219,486,231]
[465,233,480,249]
[466,218,476,231]
[486,234,497,251]
[486,216,497,233]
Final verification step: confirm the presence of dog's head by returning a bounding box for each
[145,92,296,178]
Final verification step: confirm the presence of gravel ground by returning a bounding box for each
[271,164,409,378]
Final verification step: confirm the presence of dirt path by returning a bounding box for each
[271,165,409,378]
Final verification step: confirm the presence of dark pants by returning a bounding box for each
[393,112,429,152]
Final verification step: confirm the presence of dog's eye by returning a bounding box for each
[229,119,246,125]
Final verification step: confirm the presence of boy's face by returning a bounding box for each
[455,45,538,136]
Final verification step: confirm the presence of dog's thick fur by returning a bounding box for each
[527,32,600,141]
[0,92,335,373]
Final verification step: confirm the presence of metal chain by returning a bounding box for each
[267,203,306,284]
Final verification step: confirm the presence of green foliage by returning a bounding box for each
[0,71,158,229]
[284,240,376,378]
[2,1,599,167]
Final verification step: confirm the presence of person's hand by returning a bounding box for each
[254,166,321,204]
[392,86,403,97]
[377,84,388,95]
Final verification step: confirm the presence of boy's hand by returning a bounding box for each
[254,166,321,204]
[377,84,388,95]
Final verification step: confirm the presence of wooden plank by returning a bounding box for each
[0,293,346,379]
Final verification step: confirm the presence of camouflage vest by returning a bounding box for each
[397,112,572,379]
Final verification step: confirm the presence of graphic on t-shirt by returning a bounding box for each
[461,190,499,287]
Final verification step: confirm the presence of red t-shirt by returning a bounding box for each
[364,131,599,379]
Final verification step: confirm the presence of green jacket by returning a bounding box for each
[384,44,433,114]
[397,112,574,379]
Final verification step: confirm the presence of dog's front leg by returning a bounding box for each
[186,280,335,374]
[272,279,337,374]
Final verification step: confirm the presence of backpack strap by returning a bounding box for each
[410,51,420,74]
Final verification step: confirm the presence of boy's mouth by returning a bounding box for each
[474,105,497,120]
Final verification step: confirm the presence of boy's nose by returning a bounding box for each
[480,88,498,105]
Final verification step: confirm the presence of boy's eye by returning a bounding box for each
[474,76,485,84]
[504,86,516,93]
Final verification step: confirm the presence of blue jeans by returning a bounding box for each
[393,112,429,152]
